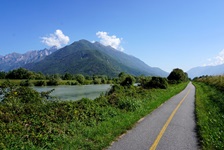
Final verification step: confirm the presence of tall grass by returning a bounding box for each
[194,77,224,150]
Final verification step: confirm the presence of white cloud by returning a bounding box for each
[96,31,124,51]
[205,49,224,66]
[41,29,70,48]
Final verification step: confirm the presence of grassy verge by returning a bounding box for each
[193,82,224,150]
[0,82,188,150]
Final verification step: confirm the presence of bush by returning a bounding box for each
[107,84,124,95]
[143,77,168,89]
[93,78,101,84]
[118,98,141,111]
[138,76,152,87]
[47,78,60,86]
[2,86,42,104]
[120,75,135,87]
[20,79,34,86]
[34,80,47,86]
[167,68,188,83]
[75,74,85,84]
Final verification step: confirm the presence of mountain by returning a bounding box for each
[0,47,57,71]
[187,64,224,78]
[93,42,167,77]
[25,40,168,77]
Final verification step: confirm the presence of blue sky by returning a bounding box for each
[1,0,224,72]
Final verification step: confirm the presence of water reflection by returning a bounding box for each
[34,84,111,101]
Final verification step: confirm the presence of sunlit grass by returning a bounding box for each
[194,82,224,150]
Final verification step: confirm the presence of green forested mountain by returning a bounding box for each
[25,40,168,77]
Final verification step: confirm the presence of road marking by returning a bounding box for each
[149,89,191,150]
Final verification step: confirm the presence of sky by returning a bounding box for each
[1,0,224,73]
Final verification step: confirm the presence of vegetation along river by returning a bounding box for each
[34,84,111,101]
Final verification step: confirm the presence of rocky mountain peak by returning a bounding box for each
[0,47,58,71]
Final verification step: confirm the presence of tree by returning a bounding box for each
[0,71,6,79]
[5,68,36,79]
[120,75,136,87]
[118,72,126,78]
[142,76,168,89]
[167,68,188,83]
[75,74,85,84]
[63,73,73,80]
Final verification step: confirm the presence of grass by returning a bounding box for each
[0,82,188,150]
[193,82,224,150]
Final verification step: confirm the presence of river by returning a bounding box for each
[33,84,111,101]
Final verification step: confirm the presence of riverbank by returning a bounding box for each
[0,79,113,86]
[0,82,188,149]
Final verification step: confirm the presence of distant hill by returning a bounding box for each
[0,47,57,71]
[187,64,224,78]
[24,40,168,77]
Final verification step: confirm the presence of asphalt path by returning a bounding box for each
[107,82,199,150]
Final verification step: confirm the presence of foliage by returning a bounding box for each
[137,75,151,86]
[5,68,45,80]
[47,78,60,86]
[142,76,168,89]
[93,78,101,84]
[34,80,47,86]
[0,71,6,79]
[20,79,34,86]
[194,75,224,91]
[194,82,224,150]
[167,68,188,83]
[0,78,188,149]
[75,74,85,84]
[118,73,136,87]
[62,72,74,80]
[1,82,43,104]
[120,75,135,87]
[0,68,116,86]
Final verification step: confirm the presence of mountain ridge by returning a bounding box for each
[0,47,57,71]
[24,39,168,77]
[187,64,224,78]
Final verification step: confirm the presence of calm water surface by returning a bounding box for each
[34,84,111,101]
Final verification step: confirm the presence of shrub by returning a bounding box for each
[75,74,85,84]
[107,84,124,95]
[93,78,101,84]
[20,79,34,86]
[138,76,152,87]
[167,68,188,83]
[120,75,135,87]
[143,77,168,89]
[2,86,42,104]
[118,98,141,111]
[34,80,47,86]
[47,78,60,86]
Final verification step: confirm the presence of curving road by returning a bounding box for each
[107,82,199,150]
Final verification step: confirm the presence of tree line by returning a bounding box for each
[0,67,188,87]
[0,68,115,85]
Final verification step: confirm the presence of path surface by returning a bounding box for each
[107,82,199,150]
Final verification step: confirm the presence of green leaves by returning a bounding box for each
[167,68,188,83]
[0,78,188,149]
